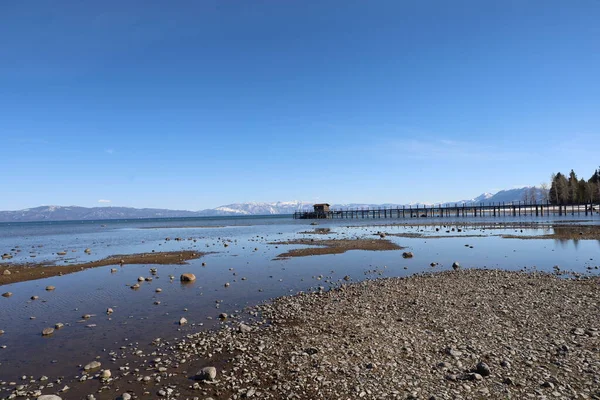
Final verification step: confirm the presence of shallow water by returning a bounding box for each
[0,215,599,389]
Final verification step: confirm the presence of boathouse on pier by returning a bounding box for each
[313,203,330,213]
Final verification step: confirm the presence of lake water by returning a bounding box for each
[0,214,599,391]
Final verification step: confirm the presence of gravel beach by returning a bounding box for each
[19,269,598,400]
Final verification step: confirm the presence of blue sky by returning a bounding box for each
[1,1,599,210]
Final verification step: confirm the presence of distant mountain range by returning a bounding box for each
[0,187,545,222]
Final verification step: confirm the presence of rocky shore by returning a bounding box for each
[12,269,598,400]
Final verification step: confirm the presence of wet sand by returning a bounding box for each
[502,225,600,240]
[270,238,404,258]
[0,251,205,286]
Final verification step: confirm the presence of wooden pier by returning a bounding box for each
[293,202,600,219]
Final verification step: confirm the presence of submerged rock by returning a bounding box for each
[180,273,196,282]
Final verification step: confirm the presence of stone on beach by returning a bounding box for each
[452,262,461,270]
[42,327,55,336]
[194,366,217,381]
[45,286,55,291]
[2,292,12,298]
[37,395,63,400]
[402,252,414,258]
[84,361,101,371]
[180,273,196,282]
[2,269,10,275]
[179,317,188,325]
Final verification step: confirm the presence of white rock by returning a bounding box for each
[84,361,101,371]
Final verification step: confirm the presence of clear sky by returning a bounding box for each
[1,1,599,210]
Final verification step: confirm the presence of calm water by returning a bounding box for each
[0,214,599,389]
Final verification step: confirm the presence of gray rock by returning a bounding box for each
[194,366,217,381]
[239,323,252,333]
[572,327,585,336]
[452,262,460,270]
[37,396,62,400]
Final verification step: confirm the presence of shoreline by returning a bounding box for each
[7,268,598,399]
[0,251,206,286]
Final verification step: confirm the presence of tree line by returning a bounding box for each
[549,168,600,204]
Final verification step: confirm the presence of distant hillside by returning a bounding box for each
[0,187,547,222]
[0,205,200,222]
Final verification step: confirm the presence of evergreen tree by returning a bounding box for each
[549,173,568,205]
[588,168,600,203]
[577,179,589,203]
[567,170,578,203]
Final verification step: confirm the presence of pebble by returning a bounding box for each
[83,361,101,371]
[179,317,188,325]
[42,327,55,336]
[45,286,55,291]
[1,292,12,298]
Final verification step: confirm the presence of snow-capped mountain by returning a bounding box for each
[0,187,547,222]
[203,201,313,216]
